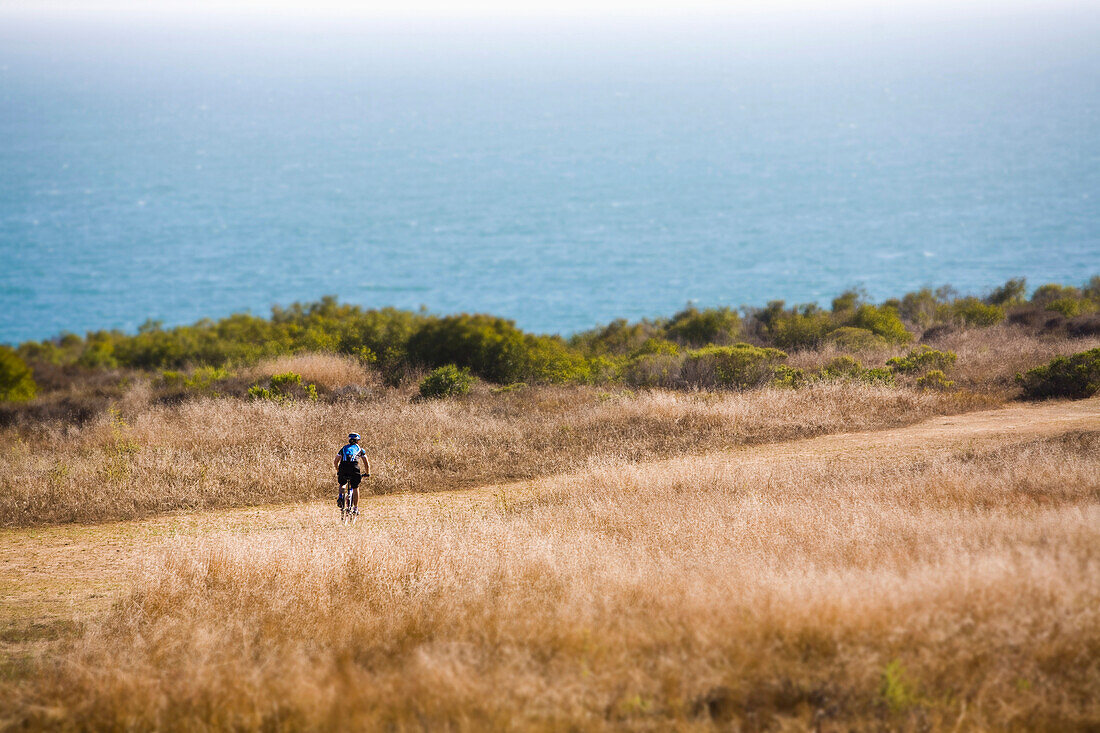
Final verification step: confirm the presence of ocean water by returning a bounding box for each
[1,11,1098,343]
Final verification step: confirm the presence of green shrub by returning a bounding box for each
[186,366,229,390]
[897,285,1013,330]
[845,304,911,344]
[0,346,37,402]
[270,372,302,390]
[406,314,519,382]
[520,337,591,384]
[1031,283,1081,306]
[818,356,895,385]
[950,297,1005,327]
[76,334,119,369]
[247,385,274,400]
[916,370,954,391]
[161,367,229,394]
[759,302,833,349]
[622,353,683,388]
[585,355,623,385]
[863,368,895,384]
[630,338,680,358]
[248,371,318,401]
[1086,276,1100,301]
[899,288,947,329]
[418,364,475,399]
[569,319,661,357]
[820,356,865,380]
[378,345,410,388]
[407,314,586,384]
[986,278,1027,307]
[1016,347,1100,400]
[881,660,921,712]
[1045,298,1091,318]
[352,346,377,365]
[830,289,863,313]
[887,346,957,374]
[681,344,788,390]
[771,365,807,388]
[664,306,740,347]
[1029,282,1099,320]
[826,327,888,351]
[17,340,65,366]
[159,370,185,387]
[14,297,426,372]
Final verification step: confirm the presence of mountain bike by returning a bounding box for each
[338,486,358,524]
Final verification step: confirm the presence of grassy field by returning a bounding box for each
[2,381,994,528]
[2,398,1098,730]
[8,326,1100,529]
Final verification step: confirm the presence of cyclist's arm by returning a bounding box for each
[333,453,341,471]
[360,453,371,477]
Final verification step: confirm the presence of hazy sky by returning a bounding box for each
[2,0,1089,20]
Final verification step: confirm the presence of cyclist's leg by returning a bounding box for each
[350,473,361,511]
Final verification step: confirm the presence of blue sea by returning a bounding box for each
[1,9,1098,343]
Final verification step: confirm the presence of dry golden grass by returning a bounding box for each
[930,327,1100,393]
[0,383,988,527]
[7,422,1099,730]
[786,328,1100,395]
[242,353,379,391]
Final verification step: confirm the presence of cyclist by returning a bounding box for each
[335,433,371,515]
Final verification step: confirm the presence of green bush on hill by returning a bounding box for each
[0,346,37,402]
[986,278,1028,307]
[1087,276,1100,301]
[899,288,948,329]
[830,289,863,313]
[844,304,911,344]
[757,302,834,349]
[681,344,788,389]
[826,327,888,351]
[407,314,588,384]
[949,297,1005,327]
[568,319,661,357]
[160,366,230,394]
[622,353,683,388]
[418,364,475,400]
[664,306,741,347]
[1025,283,1098,319]
[629,338,680,358]
[1045,298,1092,318]
[248,372,318,402]
[771,365,807,388]
[1031,283,1081,307]
[1017,348,1100,400]
[887,346,957,375]
[10,277,1099,397]
[820,356,865,380]
[916,370,954,391]
[818,356,895,385]
[76,334,119,369]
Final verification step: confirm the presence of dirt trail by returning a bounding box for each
[2,398,1097,639]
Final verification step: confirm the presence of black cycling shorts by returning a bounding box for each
[338,469,362,490]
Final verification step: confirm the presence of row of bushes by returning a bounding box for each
[571,277,1100,355]
[410,345,960,400]
[413,343,1100,401]
[3,279,1098,403]
[1017,347,1100,400]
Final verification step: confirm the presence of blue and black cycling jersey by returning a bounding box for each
[337,443,365,472]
